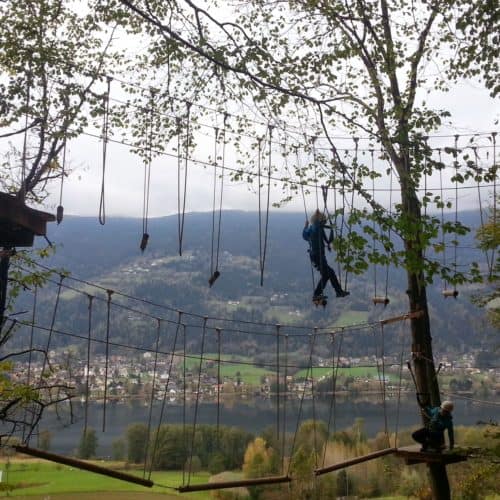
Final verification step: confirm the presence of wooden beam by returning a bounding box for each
[314,448,397,476]
[380,310,423,326]
[177,475,291,493]
[14,445,153,488]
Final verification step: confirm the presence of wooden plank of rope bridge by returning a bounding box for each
[380,310,423,326]
[314,448,397,476]
[394,445,467,466]
[177,475,291,493]
[14,445,154,488]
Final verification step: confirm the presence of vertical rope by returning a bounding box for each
[210,127,219,278]
[490,132,497,279]
[322,331,344,467]
[275,324,280,447]
[297,146,316,293]
[474,146,492,274]
[187,316,208,486]
[312,136,319,208]
[394,320,407,448]
[310,328,318,469]
[182,323,187,485]
[83,294,93,437]
[216,327,222,448]
[39,274,65,380]
[140,90,155,252]
[259,125,273,286]
[438,149,447,291]
[143,318,162,477]
[178,102,192,256]
[98,77,111,225]
[215,115,227,273]
[257,137,263,281]
[149,311,182,480]
[370,149,378,298]
[374,325,389,439]
[102,289,113,432]
[56,133,67,225]
[287,330,317,476]
[23,284,37,442]
[342,139,359,290]
[20,65,32,200]
[281,333,288,473]
[452,135,460,293]
[384,162,393,300]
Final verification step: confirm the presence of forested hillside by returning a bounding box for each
[18,210,494,356]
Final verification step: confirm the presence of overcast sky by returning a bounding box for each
[39,78,499,220]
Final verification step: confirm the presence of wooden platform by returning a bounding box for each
[395,445,467,466]
[0,192,55,247]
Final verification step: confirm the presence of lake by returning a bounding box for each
[29,394,500,456]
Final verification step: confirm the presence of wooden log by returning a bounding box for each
[442,289,459,298]
[314,448,397,476]
[380,310,423,326]
[372,296,390,306]
[177,475,291,493]
[14,445,153,488]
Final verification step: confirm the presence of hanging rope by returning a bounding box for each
[182,322,187,485]
[275,324,281,447]
[56,130,67,225]
[23,285,38,442]
[281,333,288,473]
[102,289,113,432]
[210,127,219,282]
[140,90,155,252]
[374,324,389,439]
[258,125,273,286]
[473,146,493,275]
[216,327,222,448]
[394,319,408,448]
[437,149,450,294]
[98,77,111,226]
[209,114,227,287]
[20,64,32,200]
[148,311,182,480]
[341,138,359,291]
[287,329,317,476]
[331,147,344,280]
[143,318,162,478]
[322,331,344,467]
[83,294,94,437]
[312,136,319,208]
[186,316,208,486]
[489,132,497,279]
[296,146,316,294]
[39,274,65,380]
[178,102,192,256]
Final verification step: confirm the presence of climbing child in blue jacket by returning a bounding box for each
[412,400,455,452]
[302,209,350,305]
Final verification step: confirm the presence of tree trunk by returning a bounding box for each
[0,250,10,334]
[403,185,451,500]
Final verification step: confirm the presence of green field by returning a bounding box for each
[331,310,370,327]
[183,354,273,386]
[294,366,382,380]
[0,460,213,499]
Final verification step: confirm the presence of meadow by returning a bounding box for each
[0,460,212,499]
